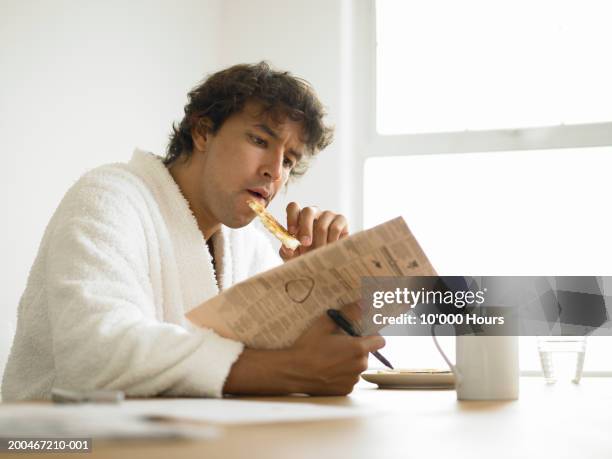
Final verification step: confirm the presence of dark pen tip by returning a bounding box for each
[373,351,394,370]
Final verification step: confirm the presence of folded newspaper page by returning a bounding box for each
[186,217,435,349]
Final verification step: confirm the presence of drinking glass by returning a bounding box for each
[537,336,587,384]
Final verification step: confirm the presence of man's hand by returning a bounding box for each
[280,202,349,261]
[286,303,385,395]
[223,303,385,396]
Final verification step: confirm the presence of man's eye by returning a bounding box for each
[249,134,267,147]
[283,157,295,169]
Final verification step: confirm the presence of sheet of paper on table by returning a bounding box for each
[0,398,374,440]
[186,216,436,349]
[120,398,374,424]
[0,403,218,440]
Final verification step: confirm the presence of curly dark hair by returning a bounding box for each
[164,61,334,178]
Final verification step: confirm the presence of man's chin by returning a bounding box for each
[223,214,256,229]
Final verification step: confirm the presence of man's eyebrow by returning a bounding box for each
[253,123,278,139]
[253,123,304,159]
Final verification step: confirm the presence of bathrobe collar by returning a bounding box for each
[128,148,234,312]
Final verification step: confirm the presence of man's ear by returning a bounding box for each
[191,117,213,153]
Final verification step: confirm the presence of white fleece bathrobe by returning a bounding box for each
[1,149,281,401]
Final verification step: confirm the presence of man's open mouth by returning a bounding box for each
[247,189,268,203]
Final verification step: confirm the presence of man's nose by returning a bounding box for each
[260,149,284,182]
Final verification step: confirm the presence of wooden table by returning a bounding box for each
[2,377,611,459]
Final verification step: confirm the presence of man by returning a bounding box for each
[2,62,385,401]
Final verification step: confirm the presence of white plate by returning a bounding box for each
[361,369,455,390]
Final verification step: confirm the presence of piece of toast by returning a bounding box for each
[247,199,301,250]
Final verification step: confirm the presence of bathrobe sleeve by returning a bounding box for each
[44,174,243,398]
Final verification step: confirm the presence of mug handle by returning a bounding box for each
[431,324,461,385]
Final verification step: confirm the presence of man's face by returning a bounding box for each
[189,100,305,231]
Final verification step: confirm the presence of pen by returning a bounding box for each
[326,308,394,370]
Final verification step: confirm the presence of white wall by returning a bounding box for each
[0,0,355,385]
[0,0,223,385]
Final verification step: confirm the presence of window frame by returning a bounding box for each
[357,0,612,164]
[352,0,612,376]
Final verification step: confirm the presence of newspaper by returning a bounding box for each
[186,217,435,349]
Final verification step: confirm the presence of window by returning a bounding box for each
[364,149,612,371]
[376,0,612,135]
[360,0,612,372]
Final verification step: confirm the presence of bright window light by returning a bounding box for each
[376,0,612,134]
[364,147,612,371]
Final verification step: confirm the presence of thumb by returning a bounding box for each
[279,244,297,262]
[360,335,386,352]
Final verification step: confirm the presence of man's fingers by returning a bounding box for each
[312,211,336,248]
[286,202,301,236]
[327,215,349,243]
[286,204,348,256]
[297,206,321,247]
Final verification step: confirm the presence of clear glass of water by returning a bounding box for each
[537,336,587,384]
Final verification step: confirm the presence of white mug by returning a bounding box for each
[433,333,519,401]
